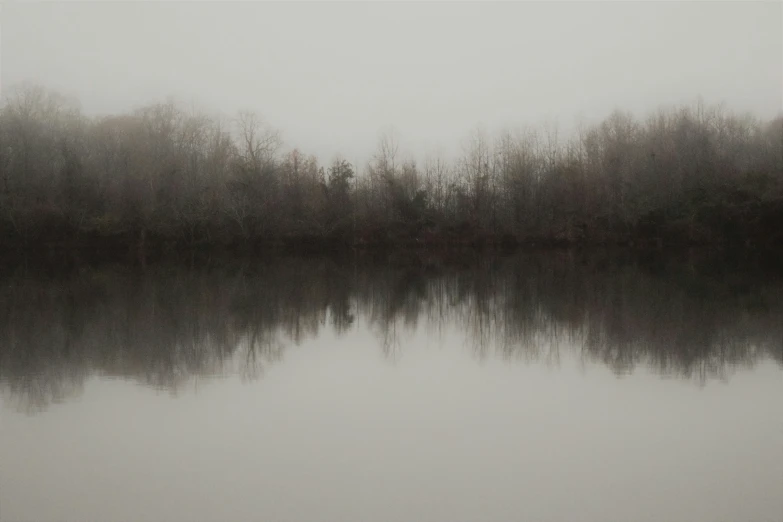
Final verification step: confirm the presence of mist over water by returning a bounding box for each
[1,252,782,522]
[2,252,782,409]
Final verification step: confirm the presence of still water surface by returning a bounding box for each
[2,253,782,522]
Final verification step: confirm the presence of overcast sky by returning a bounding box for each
[2,1,781,162]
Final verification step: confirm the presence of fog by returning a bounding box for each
[2,1,781,162]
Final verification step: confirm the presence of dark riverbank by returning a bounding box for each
[3,239,783,283]
[4,187,783,260]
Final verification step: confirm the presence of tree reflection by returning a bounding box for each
[1,251,781,411]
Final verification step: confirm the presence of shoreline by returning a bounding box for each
[2,236,782,274]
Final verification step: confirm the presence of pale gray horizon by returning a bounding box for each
[2,1,781,163]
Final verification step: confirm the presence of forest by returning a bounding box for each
[1,84,781,254]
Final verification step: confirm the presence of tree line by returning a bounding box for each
[1,84,781,251]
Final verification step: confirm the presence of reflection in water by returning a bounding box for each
[1,252,782,411]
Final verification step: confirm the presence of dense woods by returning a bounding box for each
[1,84,781,252]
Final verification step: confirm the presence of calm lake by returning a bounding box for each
[1,251,782,522]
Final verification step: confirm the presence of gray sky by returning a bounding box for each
[2,1,782,162]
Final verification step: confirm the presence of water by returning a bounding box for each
[2,252,782,522]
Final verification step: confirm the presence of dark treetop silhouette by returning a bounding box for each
[1,84,782,253]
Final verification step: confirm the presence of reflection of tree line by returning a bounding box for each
[1,253,782,411]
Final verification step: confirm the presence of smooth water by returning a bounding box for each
[2,253,782,522]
